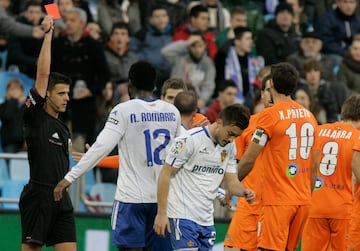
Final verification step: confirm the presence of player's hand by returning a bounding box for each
[72,143,90,162]
[219,190,233,208]
[40,15,54,35]
[244,189,255,204]
[153,213,171,238]
[53,179,71,201]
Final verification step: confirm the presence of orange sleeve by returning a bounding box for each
[97,155,120,169]
[193,113,208,124]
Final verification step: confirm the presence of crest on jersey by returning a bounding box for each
[187,240,194,247]
[314,177,323,190]
[221,150,227,162]
[171,139,185,155]
[286,163,298,178]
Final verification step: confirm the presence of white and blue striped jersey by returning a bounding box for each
[165,126,237,226]
[65,99,181,203]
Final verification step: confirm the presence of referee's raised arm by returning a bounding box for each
[35,16,54,98]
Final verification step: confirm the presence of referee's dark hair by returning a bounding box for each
[48,72,72,91]
[174,91,197,116]
[218,104,250,130]
[128,61,157,92]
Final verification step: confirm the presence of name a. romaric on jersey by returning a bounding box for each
[130,112,177,123]
[192,165,224,174]
[318,128,353,139]
[279,108,311,120]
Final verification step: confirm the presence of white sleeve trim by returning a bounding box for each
[64,127,121,183]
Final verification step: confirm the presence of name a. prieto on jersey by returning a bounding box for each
[279,108,311,120]
[130,112,177,123]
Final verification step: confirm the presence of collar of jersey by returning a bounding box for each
[137,98,157,102]
[202,126,218,147]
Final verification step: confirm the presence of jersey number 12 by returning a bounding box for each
[144,129,170,167]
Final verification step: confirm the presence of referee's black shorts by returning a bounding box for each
[19,182,76,246]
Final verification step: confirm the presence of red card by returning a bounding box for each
[44,3,61,19]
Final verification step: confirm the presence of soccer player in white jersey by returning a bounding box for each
[54,61,182,251]
[153,104,255,251]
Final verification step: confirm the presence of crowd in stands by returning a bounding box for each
[0,0,359,182]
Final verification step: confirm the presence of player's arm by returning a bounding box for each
[225,172,255,204]
[54,127,121,201]
[352,150,360,184]
[35,16,53,98]
[310,149,319,192]
[153,163,177,237]
[237,141,264,181]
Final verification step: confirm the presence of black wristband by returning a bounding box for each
[44,26,53,34]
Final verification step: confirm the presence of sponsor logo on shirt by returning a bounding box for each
[107,117,119,125]
[52,132,60,139]
[286,163,298,178]
[199,147,209,154]
[192,164,224,174]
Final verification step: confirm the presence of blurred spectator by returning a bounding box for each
[188,0,230,36]
[173,4,218,59]
[205,79,237,123]
[52,7,109,151]
[292,84,327,124]
[286,0,311,37]
[86,22,105,42]
[6,1,43,79]
[315,0,360,66]
[73,0,94,23]
[145,0,191,29]
[286,31,335,81]
[0,78,26,153]
[119,0,142,34]
[105,22,137,103]
[0,0,43,39]
[162,33,215,111]
[299,59,339,122]
[338,34,360,95]
[97,0,123,38]
[130,4,172,97]
[95,81,117,183]
[256,2,299,65]
[215,27,264,106]
[216,6,247,48]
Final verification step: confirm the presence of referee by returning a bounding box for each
[19,16,77,251]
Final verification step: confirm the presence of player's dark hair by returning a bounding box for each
[128,61,157,92]
[270,63,299,96]
[48,72,72,91]
[341,95,360,121]
[218,104,250,130]
[174,91,197,116]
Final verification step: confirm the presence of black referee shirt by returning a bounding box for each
[23,88,71,187]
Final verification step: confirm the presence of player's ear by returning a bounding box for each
[215,118,223,127]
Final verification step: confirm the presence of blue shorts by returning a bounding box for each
[169,218,216,251]
[111,201,157,248]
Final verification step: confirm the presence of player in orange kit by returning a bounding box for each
[301,95,360,251]
[237,63,318,251]
[224,74,272,251]
[350,135,360,251]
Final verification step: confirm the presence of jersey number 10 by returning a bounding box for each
[285,122,315,160]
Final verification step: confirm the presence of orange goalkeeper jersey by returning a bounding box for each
[235,113,263,213]
[254,99,318,205]
[309,122,360,219]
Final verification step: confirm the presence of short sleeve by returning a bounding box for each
[165,136,194,169]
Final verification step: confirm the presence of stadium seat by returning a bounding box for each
[0,71,35,103]
[9,156,30,181]
[1,179,27,209]
[88,182,116,213]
